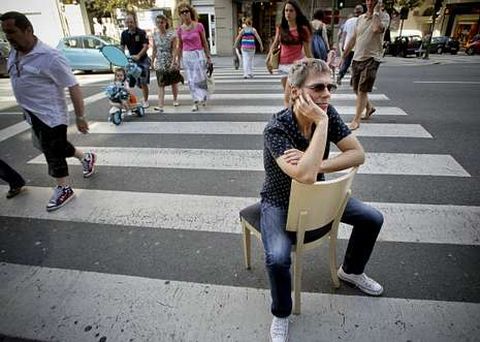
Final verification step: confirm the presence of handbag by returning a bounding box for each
[270,48,280,69]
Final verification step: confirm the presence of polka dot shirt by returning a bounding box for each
[261,106,351,208]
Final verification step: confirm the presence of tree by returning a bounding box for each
[85,0,156,18]
[396,0,423,10]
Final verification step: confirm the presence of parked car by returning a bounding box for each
[57,35,120,73]
[428,36,459,54]
[386,35,422,57]
[465,35,480,55]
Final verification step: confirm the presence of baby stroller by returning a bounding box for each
[100,45,145,125]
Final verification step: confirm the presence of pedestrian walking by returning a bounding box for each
[121,14,151,108]
[310,9,329,61]
[175,2,212,112]
[261,59,384,342]
[0,159,26,199]
[234,17,264,79]
[151,14,183,112]
[337,5,364,85]
[341,0,390,130]
[266,0,312,107]
[1,11,96,211]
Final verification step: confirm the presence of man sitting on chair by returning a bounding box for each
[261,58,384,342]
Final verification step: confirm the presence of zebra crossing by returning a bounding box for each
[1,66,479,342]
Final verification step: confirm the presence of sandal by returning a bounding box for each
[363,107,376,120]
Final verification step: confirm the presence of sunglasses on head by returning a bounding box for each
[303,82,337,92]
[180,10,190,14]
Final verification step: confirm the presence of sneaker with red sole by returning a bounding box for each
[46,185,75,212]
[82,152,96,178]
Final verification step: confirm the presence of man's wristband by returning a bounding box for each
[76,116,86,121]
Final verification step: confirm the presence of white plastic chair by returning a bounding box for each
[240,167,358,314]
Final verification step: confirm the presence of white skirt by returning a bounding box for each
[183,50,209,102]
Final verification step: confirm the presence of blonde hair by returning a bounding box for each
[177,2,198,22]
[245,17,252,26]
[288,58,330,88]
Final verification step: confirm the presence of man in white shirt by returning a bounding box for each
[1,11,97,211]
[337,5,364,85]
[341,0,390,130]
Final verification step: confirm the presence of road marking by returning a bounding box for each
[0,121,30,143]
[156,93,389,101]
[0,92,106,143]
[28,147,470,177]
[0,263,478,342]
[207,78,349,84]
[413,81,480,84]
[1,185,478,245]
[87,122,426,138]
[142,105,402,115]
[0,111,23,115]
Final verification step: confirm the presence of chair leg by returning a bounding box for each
[241,220,252,270]
[329,235,340,289]
[292,252,302,315]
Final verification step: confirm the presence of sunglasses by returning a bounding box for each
[180,10,190,15]
[303,82,337,93]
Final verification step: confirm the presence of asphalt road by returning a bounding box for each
[0,55,479,342]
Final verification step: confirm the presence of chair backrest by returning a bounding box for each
[285,167,358,232]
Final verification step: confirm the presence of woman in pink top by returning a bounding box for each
[175,2,212,112]
[267,0,312,107]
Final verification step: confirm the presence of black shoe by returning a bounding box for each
[6,185,24,199]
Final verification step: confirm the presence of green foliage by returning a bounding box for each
[87,0,155,17]
[397,0,424,10]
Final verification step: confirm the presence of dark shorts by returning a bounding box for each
[351,58,380,93]
[128,58,151,88]
[29,112,76,178]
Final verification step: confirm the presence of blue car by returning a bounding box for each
[57,35,120,73]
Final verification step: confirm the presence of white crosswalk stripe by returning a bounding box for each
[87,121,430,138]
[29,147,469,176]
[143,105,403,115]
[1,263,478,342]
[0,65,478,342]
[1,185,478,245]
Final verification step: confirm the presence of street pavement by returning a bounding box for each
[0,54,479,342]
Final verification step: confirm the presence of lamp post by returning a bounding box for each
[424,0,443,59]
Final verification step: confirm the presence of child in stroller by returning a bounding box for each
[105,68,145,125]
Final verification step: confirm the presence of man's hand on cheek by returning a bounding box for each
[293,93,328,124]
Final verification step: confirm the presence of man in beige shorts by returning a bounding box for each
[341,0,390,130]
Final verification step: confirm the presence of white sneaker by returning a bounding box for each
[270,316,289,342]
[337,266,384,296]
[173,101,180,107]
[191,103,199,112]
[143,101,150,108]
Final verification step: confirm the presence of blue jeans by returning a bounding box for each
[260,197,383,318]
